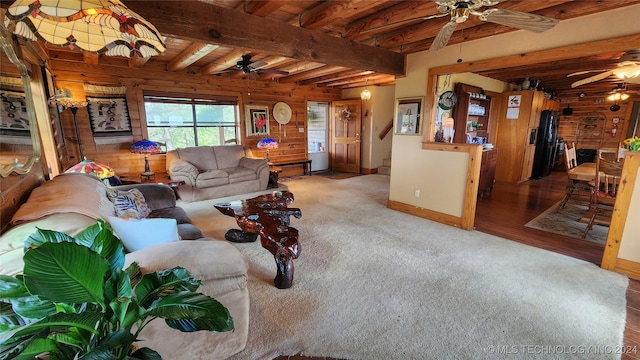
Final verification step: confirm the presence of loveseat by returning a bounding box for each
[166,144,269,202]
[0,173,249,359]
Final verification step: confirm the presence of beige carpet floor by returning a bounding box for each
[180,175,628,360]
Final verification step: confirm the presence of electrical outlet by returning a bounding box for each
[414,189,420,198]
[299,127,304,133]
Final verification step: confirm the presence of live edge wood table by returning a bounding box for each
[214,191,301,289]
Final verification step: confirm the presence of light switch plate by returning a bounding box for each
[299,128,304,132]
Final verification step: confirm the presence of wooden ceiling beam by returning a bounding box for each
[128,54,149,68]
[126,1,405,75]
[323,73,395,88]
[344,1,439,40]
[298,69,374,86]
[167,42,219,71]
[278,65,349,83]
[200,50,246,74]
[243,0,288,17]
[299,0,385,30]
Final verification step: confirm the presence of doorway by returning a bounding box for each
[331,99,362,173]
[307,101,329,172]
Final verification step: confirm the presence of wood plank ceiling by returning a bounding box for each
[15,0,640,99]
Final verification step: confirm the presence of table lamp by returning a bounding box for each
[257,137,279,162]
[65,157,115,179]
[130,139,162,180]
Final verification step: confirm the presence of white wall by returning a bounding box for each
[390,5,640,217]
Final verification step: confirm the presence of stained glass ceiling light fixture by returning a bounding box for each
[4,0,166,58]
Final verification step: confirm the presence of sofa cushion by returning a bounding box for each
[148,207,192,224]
[223,167,257,183]
[107,188,151,219]
[108,216,180,252]
[196,170,229,188]
[213,145,245,169]
[177,146,218,170]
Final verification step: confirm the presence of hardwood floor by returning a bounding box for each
[273,171,639,360]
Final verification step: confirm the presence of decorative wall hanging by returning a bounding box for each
[0,90,30,138]
[245,104,270,137]
[87,96,132,137]
[395,97,424,135]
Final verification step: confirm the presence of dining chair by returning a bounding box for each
[582,156,624,238]
[617,142,627,161]
[559,142,592,208]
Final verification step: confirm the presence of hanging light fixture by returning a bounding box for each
[4,0,166,58]
[360,79,371,101]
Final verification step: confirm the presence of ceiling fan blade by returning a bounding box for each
[257,68,290,76]
[480,8,559,33]
[571,70,614,88]
[248,60,268,70]
[210,68,238,75]
[567,70,608,77]
[429,19,458,51]
[360,13,449,34]
[626,76,640,85]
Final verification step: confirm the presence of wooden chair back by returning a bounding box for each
[593,157,624,206]
[564,142,578,171]
[598,148,618,162]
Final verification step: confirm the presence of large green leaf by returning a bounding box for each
[23,228,75,252]
[23,242,108,307]
[129,347,162,360]
[135,268,201,308]
[13,312,102,337]
[0,303,28,334]
[80,220,126,274]
[146,292,233,332]
[9,295,56,320]
[8,337,58,360]
[0,277,28,300]
[106,271,133,329]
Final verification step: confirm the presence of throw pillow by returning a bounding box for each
[108,216,180,252]
[107,188,151,219]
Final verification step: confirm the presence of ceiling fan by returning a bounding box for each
[362,0,559,52]
[568,50,640,88]
[607,83,640,111]
[214,55,289,77]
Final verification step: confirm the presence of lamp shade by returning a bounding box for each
[65,157,115,179]
[130,139,161,154]
[360,88,371,101]
[4,0,166,58]
[257,137,279,150]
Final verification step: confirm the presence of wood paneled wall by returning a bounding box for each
[556,95,635,152]
[48,59,342,178]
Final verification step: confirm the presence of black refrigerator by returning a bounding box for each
[531,110,559,179]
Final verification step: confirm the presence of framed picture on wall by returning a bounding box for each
[395,97,424,135]
[245,104,270,136]
[86,96,132,137]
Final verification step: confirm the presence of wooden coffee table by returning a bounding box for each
[214,190,301,289]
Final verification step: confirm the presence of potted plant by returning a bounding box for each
[624,136,640,152]
[0,220,233,360]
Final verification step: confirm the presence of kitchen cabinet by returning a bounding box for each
[478,149,498,197]
[495,90,546,183]
[452,82,492,144]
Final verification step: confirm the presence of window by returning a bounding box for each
[143,92,238,151]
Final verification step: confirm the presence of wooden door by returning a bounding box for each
[331,100,361,173]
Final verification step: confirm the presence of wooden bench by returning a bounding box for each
[270,160,312,176]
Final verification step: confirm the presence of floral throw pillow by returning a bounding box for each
[107,188,151,219]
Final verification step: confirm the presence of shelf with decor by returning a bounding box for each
[452,82,492,144]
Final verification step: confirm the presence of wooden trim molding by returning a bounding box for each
[602,152,640,280]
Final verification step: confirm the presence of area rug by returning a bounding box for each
[181,175,628,360]
[524,201,609,244]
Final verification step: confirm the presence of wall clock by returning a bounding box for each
[438,90,457,110]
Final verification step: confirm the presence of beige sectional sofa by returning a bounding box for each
[166,144,269,202]
[0,173,249,359]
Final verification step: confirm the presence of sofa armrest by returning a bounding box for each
[168,159,199,185]
[239,157,268,172]
[113,183,176,210]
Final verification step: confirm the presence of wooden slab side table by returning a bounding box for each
[214,190,301,289]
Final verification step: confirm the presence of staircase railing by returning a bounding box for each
[379,119,393,140]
